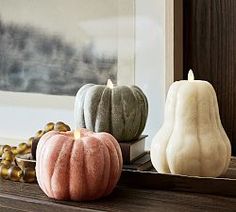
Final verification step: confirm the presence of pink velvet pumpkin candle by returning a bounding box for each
[36,128,123,201]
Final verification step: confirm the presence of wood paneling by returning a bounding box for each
[174,0,183,81]
[183,0,236,155]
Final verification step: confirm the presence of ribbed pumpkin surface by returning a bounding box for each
[36,129,122,201]
[74,84,148,141]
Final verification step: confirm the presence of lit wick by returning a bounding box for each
[74,130,81,140]
[188,69,195,81]
[107,79,114,89]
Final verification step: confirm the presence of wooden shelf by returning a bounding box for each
[1,153,236,211]
[0,178,236,211]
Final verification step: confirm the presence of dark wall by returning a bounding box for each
[183,0,236,154]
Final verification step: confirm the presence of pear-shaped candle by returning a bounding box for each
[151,70,231,177]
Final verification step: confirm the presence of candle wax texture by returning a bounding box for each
[151,79,231,177]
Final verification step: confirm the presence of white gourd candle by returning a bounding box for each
[151,70,231,177]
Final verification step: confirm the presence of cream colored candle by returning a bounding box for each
[151,70,231,177]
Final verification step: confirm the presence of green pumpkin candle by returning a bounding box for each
[74,79,148,142]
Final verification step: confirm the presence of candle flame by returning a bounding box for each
[188,69,195,81]
[74,130,81,140]
[107,79,114,89]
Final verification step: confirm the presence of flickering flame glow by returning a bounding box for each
[188,69,195,81]
[74,130,81,140]
[107,79,114,89]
